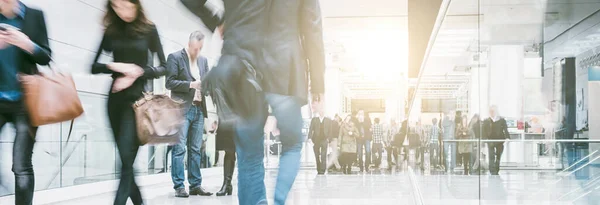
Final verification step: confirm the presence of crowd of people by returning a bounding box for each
[307,105,511,177]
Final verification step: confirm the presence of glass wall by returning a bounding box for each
[409,0,600,204]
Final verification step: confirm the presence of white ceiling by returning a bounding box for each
[323,0,600,100]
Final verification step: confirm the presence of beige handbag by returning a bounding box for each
[133,92,185,145]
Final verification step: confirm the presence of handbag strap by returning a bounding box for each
[46,57,63,73]
[65,119,75,143]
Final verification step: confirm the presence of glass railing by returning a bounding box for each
[1,91,212,197]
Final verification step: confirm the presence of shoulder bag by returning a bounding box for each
[133,92,185,145]
[19,62,84,128]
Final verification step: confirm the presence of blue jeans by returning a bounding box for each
[235,93,303,205]
[0,101,36,205]
[357,139,371,170]
[171,105,204,189]
[444,142,457,172]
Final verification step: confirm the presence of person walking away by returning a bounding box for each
[483,106,510,175]
[308,104,334,175]
[386,119,400,169]
[91,0,168,204]
[371,118,384,168]
[442,114,456,173]
[398,119,409,163]
[215,119,236,196]
[429,118,441,169]
[0,1,51,204]
[326,114,342,172]
[457,118,472,175]
[469,114,482,174]
[180,0,326,204]
[165,31,213,197]
[356,109,372,172]
[339,115,359,174]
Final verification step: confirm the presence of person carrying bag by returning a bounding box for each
[19,60,83,128]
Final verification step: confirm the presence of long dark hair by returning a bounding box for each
[104,0,153,36]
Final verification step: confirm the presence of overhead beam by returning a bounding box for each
[407,0,444,78]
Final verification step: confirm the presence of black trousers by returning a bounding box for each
[340,153,356,173]
[386,146,398,166]
[0,101,36,205]
[372,143,384,166]
[108,98,143,205]
[487,142,504,175]
[312,140,328,173]
[460,153,471,174]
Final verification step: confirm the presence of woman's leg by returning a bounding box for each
[462,153,470,175]
[10,108,36,205]
[109,100,143,205]
[217,150,236,196]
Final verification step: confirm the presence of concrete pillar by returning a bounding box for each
[409,96,422,122]
[325,68,343,117]
[469,66,489,117]
[487,45,524,119]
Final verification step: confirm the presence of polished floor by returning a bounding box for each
[41,165,599,205]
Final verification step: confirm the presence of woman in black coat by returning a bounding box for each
[215,119,236,196]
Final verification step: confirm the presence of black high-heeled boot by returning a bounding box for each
[216,178,232,196]
[217,152,235,196]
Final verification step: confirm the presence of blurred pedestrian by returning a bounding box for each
[0,1,51,204]
[91,0,168,204]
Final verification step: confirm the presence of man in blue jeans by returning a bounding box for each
[235,0,325,204]
[179,0,325,204]
[165,31,212,197]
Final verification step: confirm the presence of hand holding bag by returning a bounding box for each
[133,92,185,145]
[19,62,84,127]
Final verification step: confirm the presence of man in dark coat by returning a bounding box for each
[482,105,510,175]
[180,0,325,204]
[0,1,51,204]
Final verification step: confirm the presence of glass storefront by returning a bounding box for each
[404,0,600,203]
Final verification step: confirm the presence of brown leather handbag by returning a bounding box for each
[19,68,84,127]
[133,92,185,145]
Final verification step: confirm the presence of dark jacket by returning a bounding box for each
[394,120,408,147]
[180,0,271,122]
[483,117,510,140]
[165,49,209,117]
[309,117,335,143]
[456,124,472,154]
[215,118,235,151]
[17,5,51,75]
[180,0,325,104]
[262,0,326,102]
[358,119,373,141]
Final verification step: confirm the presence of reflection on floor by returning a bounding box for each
[44,163,600,205]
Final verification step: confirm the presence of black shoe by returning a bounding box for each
[216,180,233,196]
[190,186,213,196]
[175,188,189,198]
